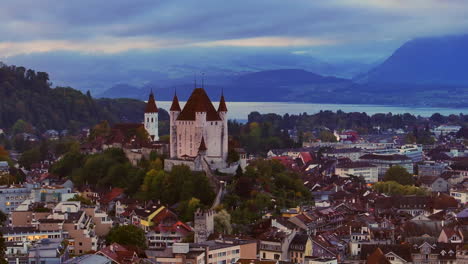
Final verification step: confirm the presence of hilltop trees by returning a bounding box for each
[222,159,311,229]
[383,166,414,185]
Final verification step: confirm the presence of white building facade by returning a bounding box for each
[168,88,228,167]
[144,91,159,141]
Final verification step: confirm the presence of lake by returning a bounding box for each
[157,101,468,122]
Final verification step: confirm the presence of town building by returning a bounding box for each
[28,238,69,264]
[359,154,413,178]
[0,184,36,213]
[450,188,468,204]
[418,161,448,177]
[433,125,462,136]
[398,144,423,162]
[335,161,378,183]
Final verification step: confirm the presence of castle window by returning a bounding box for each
[216,122,218,125]
[151,118,154,122]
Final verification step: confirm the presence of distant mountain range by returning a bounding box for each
[356,35,468,85]
[95,34,468,108]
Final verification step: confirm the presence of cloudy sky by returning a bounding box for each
[1,0,468,91]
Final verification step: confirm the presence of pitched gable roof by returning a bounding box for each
[145,91,158,113]
[170,93,181,111]
[367,248,392,264]
[177,88,221,121]
[218,93,227,112]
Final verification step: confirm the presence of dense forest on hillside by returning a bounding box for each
[0,64,168,132]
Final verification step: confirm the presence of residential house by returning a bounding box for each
[419,177,450,193]
[97,243,139,264]
[437,227,464,244]
[259,227,296,261]
[289,233,312,264]
[146,207,193,249]
[28,238,69,264]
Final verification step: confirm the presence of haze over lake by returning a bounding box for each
[158,101,468,122]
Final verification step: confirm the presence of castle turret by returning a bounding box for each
[198,136,207,156]
[169,92,181,158]
[144,91,159,141]
[218,91,228,161]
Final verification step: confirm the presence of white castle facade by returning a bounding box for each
[143,87,229,171]
[167,87,228,170]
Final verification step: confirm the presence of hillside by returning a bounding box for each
[98,69,351,102]
[356,35,468,85]
[0,64,168,132]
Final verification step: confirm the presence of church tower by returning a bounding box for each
[218,91,228,161]
[169,92,181,158]
[144,91,159,141]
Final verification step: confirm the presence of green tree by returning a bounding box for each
[67,195,93,205]
[11,119,33,135]
[227,148,240,164]
[319,130,337,142]
[106,225,146,249]
[383,166,414,185]
[374,181,428,196]
[214,209,232,234]
[19,147,41,170]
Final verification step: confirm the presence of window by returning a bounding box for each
[79,242,82,246]
[274,254,280,260]
[263,253,266,259]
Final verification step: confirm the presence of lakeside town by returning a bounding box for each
[0,86,467,264]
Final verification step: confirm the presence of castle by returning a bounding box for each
[139,87,229,171]
[164,87,229,171]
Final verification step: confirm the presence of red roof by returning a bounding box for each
[177,88,221,121]
[299,152,313,163]
[98,243,138,264]
[145,91,158,113]
[198,136,207,152]
[170,93,181,111]
[100,188,125,204]
[218,93,227,112]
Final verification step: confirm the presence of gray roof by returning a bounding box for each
[63,254,112,264]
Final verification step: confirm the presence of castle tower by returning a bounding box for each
[194,208,214,243]
[169,92,181,158]
[218,91,228,161]
[144,91,159,141]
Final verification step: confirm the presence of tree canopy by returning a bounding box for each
[383,166,414,186]
[106,225,147,249]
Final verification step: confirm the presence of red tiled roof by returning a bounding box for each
[170,93,181,111]
[98,243,138,264]
[177,88,221,121]
[299,152,313,164]
[100,188,125,204]
[218,94,227,112]
[145,91,158,113]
